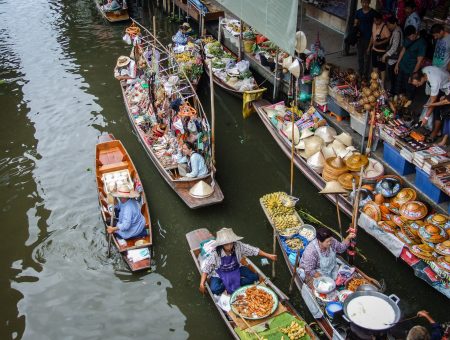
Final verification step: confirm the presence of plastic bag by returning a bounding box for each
[122,33,132,45]
[173,117,185,134]
[236,60,249,73]
[187,119,197,133]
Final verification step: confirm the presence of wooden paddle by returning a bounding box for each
[107,194,115,258]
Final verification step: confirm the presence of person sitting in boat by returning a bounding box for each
[176,141,208,178]
[102,0,121,12]
[107,185,145,240]
[114,56,136,83]
[199,228,277,295]
[300,228,356,283]
[172,25,189,46]
[181,22,193,36]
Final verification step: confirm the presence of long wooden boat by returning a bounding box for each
[201,37,260,98]
[253,99,353,217]
[95,0,130,23]
[119,20,224,209]
[186,228,318,340]
[95,134,152,271]
[259,195,383,340]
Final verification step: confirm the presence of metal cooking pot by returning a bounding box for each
[343,291,401,331]
[356,283,379,292]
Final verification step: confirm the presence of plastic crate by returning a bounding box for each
[415,167,450,204]
[327,96,349,119]
[350,113,369,136]
[383,142,415,176]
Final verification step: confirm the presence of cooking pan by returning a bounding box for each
[343,291,401,331]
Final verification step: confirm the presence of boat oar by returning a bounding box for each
[349,167,364,265]
[384,315,420,326]
[107,194,115,258]
[289,249,301,293]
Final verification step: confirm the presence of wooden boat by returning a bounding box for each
[173,0,224,22]
[259,196,383,340]
[95,134,152,272]
[201,37,260,98]
[186,228,318,340]
[253,99,353,217]
[119,21,224,209]
[95,0,130,23]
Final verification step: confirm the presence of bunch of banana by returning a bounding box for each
[202,36,215,44]
[273,214,300,231]
[280,321,306,340]
[261,192,294,217]
[286,239,303,250]
[175,52,193,63]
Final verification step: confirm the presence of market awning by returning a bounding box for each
[216,0,299,56]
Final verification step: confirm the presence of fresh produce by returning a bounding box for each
[280,321,307,340]
[260,192,295,217]
[286,239,304,250]
[273,214,300,231]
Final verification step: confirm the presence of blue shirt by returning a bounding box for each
[355,8,375,40]
[405,12,421,31]
[187,152,208,178]
[173,30,188,46]
[115,199,145,239]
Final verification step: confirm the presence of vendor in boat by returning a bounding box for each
[172,25,189,46]
[114,56,136,82]
[199,228,277,295]
[102,0,121,11]
[300,228,356,282]
[176,141,208,178]
[181,22,193,36]
[106,185,145,239]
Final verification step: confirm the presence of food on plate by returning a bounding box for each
[233,286,275,318]
[280,321,306,340]
[286,238,304,250]
[347,277,369,291]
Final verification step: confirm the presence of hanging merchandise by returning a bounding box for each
[314,68,329,106]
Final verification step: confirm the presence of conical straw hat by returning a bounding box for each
[322,144,336,159]
[189,180,214,198]
[307,151,325,173]
[345,153,369,171]
[299,136,324,158]
[319,180,347,194]
[335,132,353,147]
[331,139,346,155]
[111,184,140,198]
[300,128,315,140]
[295,31,307,54]
[215,228,243,246]
[282,122,300,145]
[314,126,337,143]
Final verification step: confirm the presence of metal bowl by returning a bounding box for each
[313,276,336,294]
[356,283,378,292]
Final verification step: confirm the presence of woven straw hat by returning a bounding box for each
[117,56,132,68]
[410,244,437,261]
[345,153,369,172]
[282,122,300,145]
[314,126,337,143]
[435,256,450,273]
[300,128,315,140]
[331,139,346,155]
[111,184,140,198]
[307,151,325,174]
[392,188,417,207]
[362,201,381,221]
[295,138,306,150]
[322,157,348,182]
[322,144,336,160]
[215,228,243,246]
[435,240,450,256]
[295,31,307,54]
[426,213,448,227]
[335,132,352,147]
[375,176,402,198]
[338,172,360,190]
[418,224,448,243]
[400,201,428,221]
[288,58,300,78]
[319,180,347,194]
[189,180,214,198]
[299,136,324,159]
[363,158,384,179]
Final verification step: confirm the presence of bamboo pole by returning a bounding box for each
[153,16,156,45]
[272,229,276,278]
[238,20,243,61]
[349,167,364,265]
[335,194,342,237]
[272,48,279,100]
[289,75,295,196]
[209,60,216,166]
[218,17,222,42]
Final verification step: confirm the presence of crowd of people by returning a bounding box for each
[346,0,450,143]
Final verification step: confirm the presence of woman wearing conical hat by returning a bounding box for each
[199,228,277,295]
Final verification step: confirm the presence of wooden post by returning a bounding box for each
[290,74,296,196]
[336,194,342,237]
[272,229,276,278]
[272,48,280,100]
[311,77,315,106]
[218,17,222,43]
[209,60,216,166]
[153,16,156,44]
[238,20,243,60]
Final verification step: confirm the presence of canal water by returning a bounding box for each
[0,0,447,339]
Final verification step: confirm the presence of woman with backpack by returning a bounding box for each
[368,12,391,83]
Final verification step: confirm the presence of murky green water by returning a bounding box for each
[0,0,447,339]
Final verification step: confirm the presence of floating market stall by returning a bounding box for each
[116,20,224,208]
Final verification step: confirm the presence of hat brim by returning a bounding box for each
[214,236,243,247]
[112,190,140,198]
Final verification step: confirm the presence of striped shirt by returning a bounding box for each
[201,241,259,276]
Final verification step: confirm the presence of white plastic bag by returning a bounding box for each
[236,60,250,73]
[122,33,131,45]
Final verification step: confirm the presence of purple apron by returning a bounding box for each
[216,253,241,294]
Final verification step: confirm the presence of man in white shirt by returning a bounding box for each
[404,1,421,32]
[411,66,450,140]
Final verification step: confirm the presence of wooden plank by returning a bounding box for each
[98,161,129,173]
[98,147,124,165]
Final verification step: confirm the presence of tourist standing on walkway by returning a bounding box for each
[395,25,426,100]
[431,24,450,72]
[382,17,403,94]
[404,1,421,31]
[354,0,376,80]
[369,12,391,83]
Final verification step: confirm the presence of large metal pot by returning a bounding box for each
[343,291,401,332]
